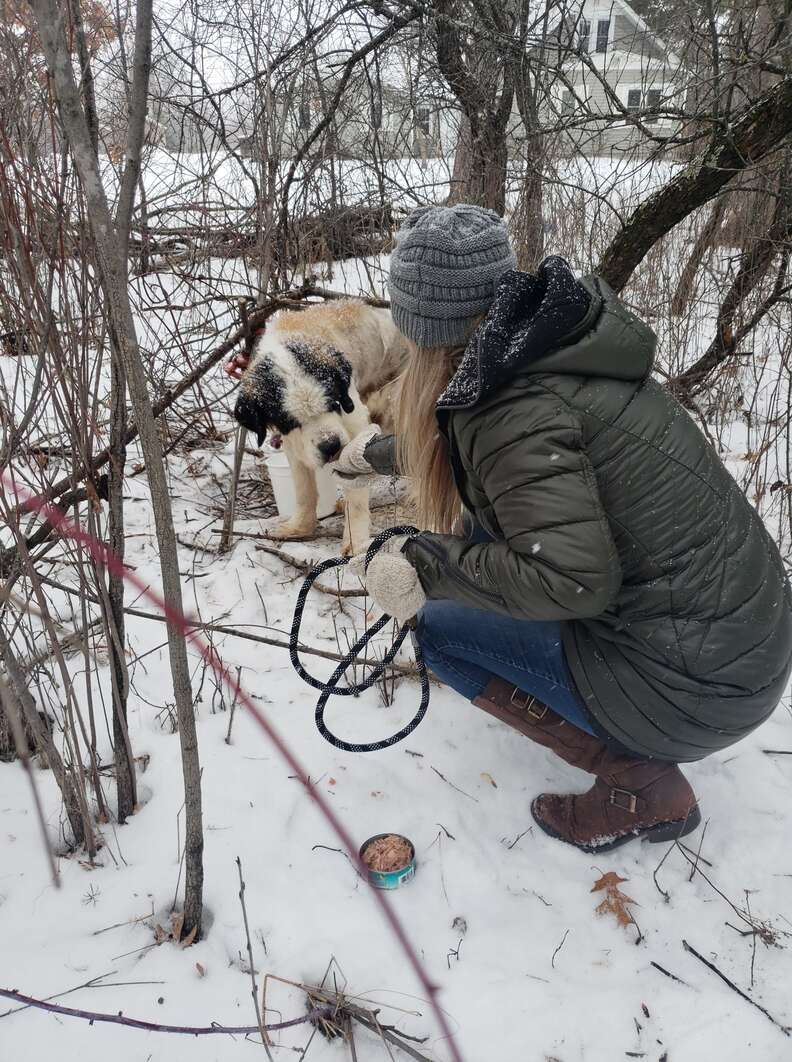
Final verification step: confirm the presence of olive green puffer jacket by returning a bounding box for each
[401,260,792,762]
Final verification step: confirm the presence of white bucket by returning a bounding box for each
[264,449,338,520]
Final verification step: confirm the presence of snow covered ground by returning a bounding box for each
[1,417,791,1062]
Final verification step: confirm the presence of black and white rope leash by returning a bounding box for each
[290,526,431,753]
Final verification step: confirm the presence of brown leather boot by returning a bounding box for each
[472,677,701,853]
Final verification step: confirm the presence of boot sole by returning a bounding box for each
[530,800,702,854]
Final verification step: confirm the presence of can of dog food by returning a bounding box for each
[359,833,416,889]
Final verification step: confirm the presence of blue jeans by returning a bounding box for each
[415,600,595,735]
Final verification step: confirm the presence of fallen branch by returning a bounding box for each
[253,541,366,597]
[35,573,420,676]
[0,987,330,1036]
[682,940,790,1036]
[650,960,690,986]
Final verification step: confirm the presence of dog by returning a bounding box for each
[233,299,408,555]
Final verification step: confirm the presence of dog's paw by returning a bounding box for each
[340,534,370,558]
[265,518,318,542]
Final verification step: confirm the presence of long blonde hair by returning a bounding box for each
[396,339,467,533]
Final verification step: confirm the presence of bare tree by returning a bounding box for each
[28,0,205,938]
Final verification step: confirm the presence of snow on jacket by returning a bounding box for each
[397,258,792,762]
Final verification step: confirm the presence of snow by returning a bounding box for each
[2,156,791,1062]
[2,423,791,1061]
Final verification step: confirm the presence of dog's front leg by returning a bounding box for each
[340,486,370,557]
[268,455,319,541]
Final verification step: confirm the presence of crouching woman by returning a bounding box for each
[335,204,792,853]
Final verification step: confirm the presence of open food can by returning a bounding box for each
[360,833,416,889]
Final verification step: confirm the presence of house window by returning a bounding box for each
[626,89,641,113]
[595,18,610,53]
[578,16,590,53]
[298,101,311,129]
[645,88,661,122]
[415,107,431,138]
[561,90,576,115]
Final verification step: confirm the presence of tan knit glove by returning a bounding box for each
[331,425,382,489]
[350,535,426,624]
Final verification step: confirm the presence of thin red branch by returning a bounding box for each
[0,988,328,1036]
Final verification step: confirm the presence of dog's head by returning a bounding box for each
[233,333,358,466]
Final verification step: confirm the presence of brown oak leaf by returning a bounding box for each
[591,871,638,928]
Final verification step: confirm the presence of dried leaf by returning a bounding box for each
[170,911,185,941]
[591,871,638,928]
[180,924,198,948]
[153,923,168,944]
[195,962,206,977]
[480,772,497,788]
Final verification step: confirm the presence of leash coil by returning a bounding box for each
[290,527,430,752]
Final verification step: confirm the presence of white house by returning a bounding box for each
[551,0,683,155]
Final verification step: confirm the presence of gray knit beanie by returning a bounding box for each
[388,204,517,348]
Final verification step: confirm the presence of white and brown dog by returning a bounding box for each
[233,300,407,555]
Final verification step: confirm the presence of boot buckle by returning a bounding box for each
[609,787,638,813]
[510,688,547,720]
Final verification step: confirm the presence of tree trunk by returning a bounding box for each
[0,640,90,848]
[670,196,728,316]
[447,115,472,205]
[108,353,136,823]
[31,0,204,938]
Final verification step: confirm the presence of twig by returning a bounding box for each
[677,841,713,868]
[36,574,417,675]
[652,842,674,901]
[650,961,689,986]
[253,542,365,597]
[446,938,462,970]
[0,988,330,1035]
[345,1005,434,1062]
[0,970,117,1019]
[236,857,274,1054]
[674,843,775,942]
[746,891,758,989]
[551,929,570,969]
[219,424,248,552]
[311,844,359,874]
[687,819,709,882]
[682,940,790,1036]
[504,827,532,850]
[430,766,478,803]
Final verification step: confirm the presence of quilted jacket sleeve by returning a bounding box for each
[405,391,622,620]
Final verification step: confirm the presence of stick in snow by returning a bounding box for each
[0,988,330,1036]
[682,940,791,1036]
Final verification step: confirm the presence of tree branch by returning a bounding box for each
[597,76,792,292]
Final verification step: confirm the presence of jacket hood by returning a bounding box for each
[437,257,657,410]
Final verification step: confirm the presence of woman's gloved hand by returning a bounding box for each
[351,535,426,625]
[331,425,382,489]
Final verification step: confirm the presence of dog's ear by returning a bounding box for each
[234,392,270,447]
[333,355,355,414]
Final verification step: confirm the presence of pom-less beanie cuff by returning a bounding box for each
[388,204,517,349]
[391,302,487,348]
